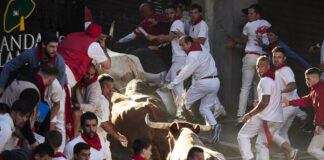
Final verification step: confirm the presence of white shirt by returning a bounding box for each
[74,81,102,113]
[189,20,210,52]
[87,43,108,64]
[0,113,15,152]
[170,20,186,61]
[169,44,217,88]
[275,66,299,100]
[97,95,110,142]
[45,79,63,123]
[257,77,283,122]
[243,19,271,54]
[63,135,106,160]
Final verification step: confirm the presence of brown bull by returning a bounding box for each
[109,92,169,160]
[145,114,225,160]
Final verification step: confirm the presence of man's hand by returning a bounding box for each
[113,42,122,49]
[318,63,324,71]
[148,18,158,27]
[254,37,263,47]
[242,113,252,123]
[315,125,321,135]
[176,29,185,37]
[74,104,80,109]
[226,40,235,49]
[146,34,155,41]
[118,134,128,144]
[282,97,290,107]
[253,99,259,107]
[30,141,39,150]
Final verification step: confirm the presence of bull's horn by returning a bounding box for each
[145,114,170,129]
[199,116,211,131]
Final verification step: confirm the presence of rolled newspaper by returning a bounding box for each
[138,27,148,36]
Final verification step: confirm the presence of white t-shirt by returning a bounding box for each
[275,66,299,100]
[170,20,186,61]
[0,113,15,152]
[170,44,217,88]
[97,95,110,141]
[243,19,271,54]
[189,20,210,52]
[87,42,108,64]
[45,79,63,123]
[257,77,283,122]
[63,135,106,160]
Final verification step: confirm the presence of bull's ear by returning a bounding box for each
[169,123,179,136]
[193,124,200,134]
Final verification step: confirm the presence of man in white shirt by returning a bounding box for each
[64,112,106,160]
[272,47,303,159]
[146,4,187,116]
[232,4,272,124]
[0,100,33,153]
[188,4,210,52]
[167,36,222,143]
[184,3,225,116]
[97,74,128,159]
[237,56,283,160]
[72,63,101,137]
[73,142,90,160]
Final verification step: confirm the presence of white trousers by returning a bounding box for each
[237,116,281,160]
[237,54,260,117]
[186,78,220,125]
[166,57,186,111]
[307,127,324,160]
[273,106,299,146]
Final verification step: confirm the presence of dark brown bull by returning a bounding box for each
[145,114,225,160]
[109,92,169,160]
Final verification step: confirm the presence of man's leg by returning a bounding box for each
[237,54,259,120]
[273,107,298,159]
[237,116,263,160]
[255,121,281,160]
[307,127,324,159]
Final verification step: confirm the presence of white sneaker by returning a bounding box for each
[212,124,222,144]
[290,149,299,160]
[235,116,243,126]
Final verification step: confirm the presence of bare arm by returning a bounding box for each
[147,32,177,43]
[50,101,60,120]
[281,82,296,93]
[243,95,270,123]
[100,121,128,143]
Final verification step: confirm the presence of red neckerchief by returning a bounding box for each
[175,16,182,20]
[35,73,46,101]
[262,120,272,149]
[130,156,146,160]
[37,44,56,63]
[274,61,288,71]
[81,133,102,151]
[192,16,203,26]
[261,69,275,80]
[187,42,202,54]
[54,152,67,158]
[79,73,98,88]
[64,84,74,140]
[268,40,280,52]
